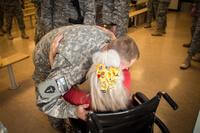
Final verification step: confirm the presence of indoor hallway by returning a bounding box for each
[0,11,199,133]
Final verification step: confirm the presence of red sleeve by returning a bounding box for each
[63,87,91,106]
[122,69,131,93]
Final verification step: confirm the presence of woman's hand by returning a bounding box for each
[76,104,89,121]
[49,34,64,66]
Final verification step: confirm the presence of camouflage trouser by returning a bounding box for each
[102,0,129,37]
[156,1,170,31]
[146,0,158,24]
[48,116,75,133]
[5,5,25,33]
[188,5,200,56]
[96,0,103,25]
[0,8,4,29]
[34,6,46,44]
[34,0,78,44]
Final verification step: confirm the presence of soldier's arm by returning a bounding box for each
[35,54,88,119]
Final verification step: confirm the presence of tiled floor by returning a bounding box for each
[0,11,200,133]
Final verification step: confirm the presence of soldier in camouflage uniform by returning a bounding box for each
[144,0,159,28]
[32,0,96,44]
[33,25,113,132]
[180,1,200,69]
[102,0,129,37]
[33,25,138,133]
[4,0,29,40]
[151,0,171,36]
[0,0,6,36]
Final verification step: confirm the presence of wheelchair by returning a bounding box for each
[70,91,178,133]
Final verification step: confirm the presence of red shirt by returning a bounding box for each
[63,69,131,105]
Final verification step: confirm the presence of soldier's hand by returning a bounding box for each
[76,104,89,121]
[96,26,116,40]
[49,34,64,66]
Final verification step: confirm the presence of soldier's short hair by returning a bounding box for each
[109,35,140,62]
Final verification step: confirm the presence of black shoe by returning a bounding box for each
[152,30,163,36]
[183,43,191,48]
[0,30,3,36]
[7,34,13,40]
[144,24,151,28]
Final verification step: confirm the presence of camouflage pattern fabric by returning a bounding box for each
[33,0,96,44]
[102,0,129,37]
[95,0,103,25]
[4,0,25,33]
[79,0,96,25]
[156,1,170,31]
[188,2,200,56]
[34,2,44,43]
[146,0,158,25]
[33,25,112,119]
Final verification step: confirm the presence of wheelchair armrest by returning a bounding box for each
[134,92,150,103]
[157,92,178,110]
[154,116,170,133]
[88,112,104,133]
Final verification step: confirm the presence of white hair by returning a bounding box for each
[87,50,129,112]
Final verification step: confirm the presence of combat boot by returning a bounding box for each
[161,29,166,34]
[180,55,192,69]
[144,23,151,28]
[182,43,191,48]
[192,54,200,62]
[151,30,163,36]
[7,33,13,40]
[21,30,29,39]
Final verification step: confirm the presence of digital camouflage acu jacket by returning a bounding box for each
[33,25,112,119]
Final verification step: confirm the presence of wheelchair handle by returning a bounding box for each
[158,92,178,110]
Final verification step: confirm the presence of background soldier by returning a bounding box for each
[180,1,200,69]
[144,0,158,28]
[0,0,6,36]
[32,0,96,44]
[151,0,171,36]
[4,0,29,40]
[102,0,129,38]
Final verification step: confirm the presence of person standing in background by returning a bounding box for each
[102,0,129,38]
[4,0,29,40]
[180,1,200,69]
[151,0,171,36]
[0,0,6,36]
[144,0,158,28]
[32,0,96,44]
